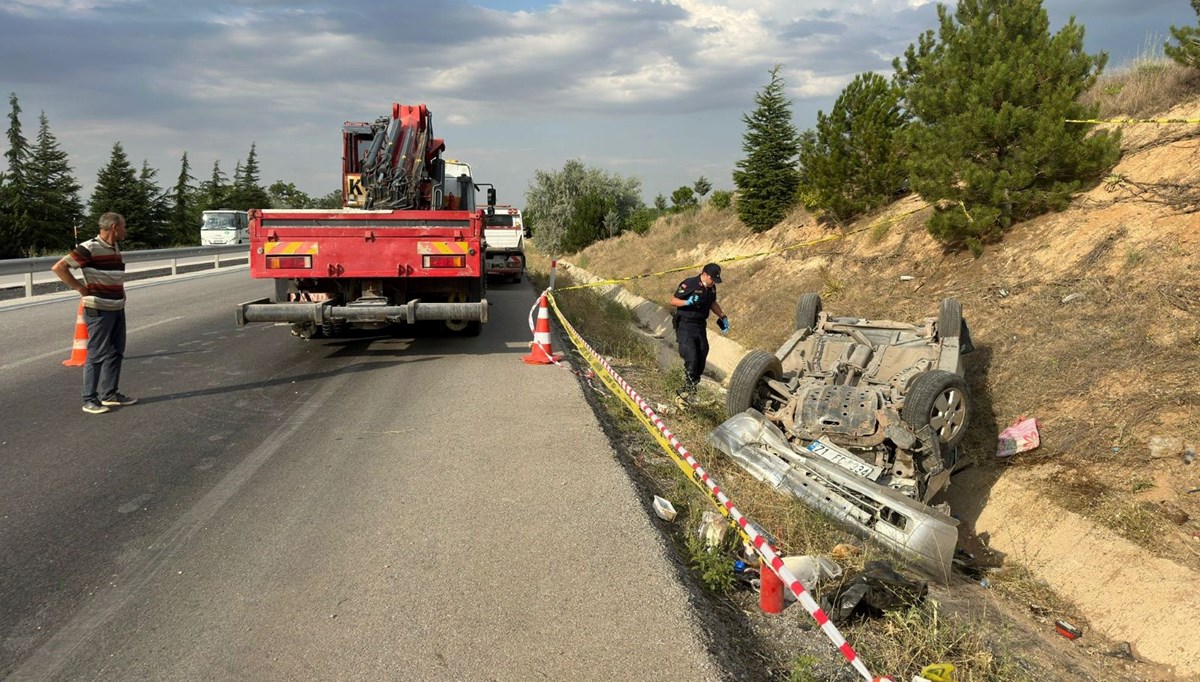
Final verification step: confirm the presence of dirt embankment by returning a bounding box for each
[575,98,1200,677]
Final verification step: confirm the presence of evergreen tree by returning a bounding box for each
[88,142,145,241]
[896,0,1120,252]
[733,65,801,233]
[1165,0,1200,68]
[693,176,712,197]
[235,142,271,209]
[654,194,668,212]
[671,186,698,210]
[25,111,84,254]
[200,160,229,210]
[139,160,170,247]
[1,92,31,257]
[169,152,198,245]
[798,72,908,224]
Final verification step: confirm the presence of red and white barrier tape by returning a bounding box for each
[543,292,879,682]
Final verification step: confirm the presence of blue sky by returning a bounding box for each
[0,0,1194,208]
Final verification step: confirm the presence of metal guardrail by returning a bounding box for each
[0,244,248,298]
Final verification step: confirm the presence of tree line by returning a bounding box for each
[526,0,1200,256]
[0,93,340,259]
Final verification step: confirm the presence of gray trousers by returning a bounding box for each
[82,307,126,402]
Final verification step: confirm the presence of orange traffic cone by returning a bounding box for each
[523,293,562,365]
[62,302,88,367]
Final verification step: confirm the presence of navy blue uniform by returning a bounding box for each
[673,275,717,387]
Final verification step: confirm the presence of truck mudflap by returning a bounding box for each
[236,298,488,327]
[707,409,959,581]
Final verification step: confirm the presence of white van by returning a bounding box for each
[200,210,250,245]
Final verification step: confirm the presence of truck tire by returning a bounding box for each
[795,293,822,331]
[902,370,970,457]
[726,350,784,418]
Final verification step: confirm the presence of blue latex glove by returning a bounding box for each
[685,293,701,306]
[718,316,730,334]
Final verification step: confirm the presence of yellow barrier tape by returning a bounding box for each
[544,291,751,544]
[555,203,933,292]
[1066,118,1200,124]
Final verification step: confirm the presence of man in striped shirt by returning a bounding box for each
[51,212,138,414]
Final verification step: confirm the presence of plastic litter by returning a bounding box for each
[820,561,928,623]
[915,663,955,682]
[997,416,1040,457]
[1060,292,1085,304]
[780,555,842,599]
[697,510,728,549]
[1055,619,1083,640]
[651,495,677,522]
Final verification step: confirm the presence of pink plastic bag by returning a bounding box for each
[997,417,1040,457]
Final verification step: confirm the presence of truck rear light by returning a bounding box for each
[266,255,312,269]
[423,254,466,268]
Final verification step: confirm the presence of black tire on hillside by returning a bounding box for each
[726,350,784,418]
[795,293,822,331]
[938,298,962,340]
[902,370,971,460]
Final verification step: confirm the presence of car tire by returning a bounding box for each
[726,349,784,418]
[902,370,970,456]
[795,293,822,331]
[938,299,962,339]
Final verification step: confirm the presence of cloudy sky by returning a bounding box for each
[0,0,1194,208]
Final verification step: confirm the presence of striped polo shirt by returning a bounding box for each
[67,236,126,311]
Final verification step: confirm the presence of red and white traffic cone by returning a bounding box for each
[523,293,562,365]
[62,302,88,367]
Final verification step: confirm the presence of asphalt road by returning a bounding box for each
[0,268,719,681]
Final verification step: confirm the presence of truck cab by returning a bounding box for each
[483,206,528,283]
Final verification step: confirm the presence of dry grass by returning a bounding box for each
[1081,56,1200,119]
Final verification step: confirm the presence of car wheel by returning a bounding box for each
[902,370,970,456]
[726,349,784,418]
[795,293,822,331]
[938,299,962,339]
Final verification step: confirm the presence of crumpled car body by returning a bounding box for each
[708,294,973,580]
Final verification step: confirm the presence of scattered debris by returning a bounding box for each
[651,495,677,522]
[899,275,915,281]
[1055,619,1083,640]
[1060,292,1086,304]
[1104,641,1137,661]
[697,511,728,549]
[1184,446,1196,465]
[820,561,928,624]
[830,543,861,561]
[915,663,956,682]
[780,555,842,598]
[997,416,1040,457]
[1148,435,1185,459]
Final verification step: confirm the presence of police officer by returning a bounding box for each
[670,263,728,394]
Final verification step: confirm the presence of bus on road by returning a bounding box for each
[200,210,250,245]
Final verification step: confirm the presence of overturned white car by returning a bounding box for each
[708,294,973,580]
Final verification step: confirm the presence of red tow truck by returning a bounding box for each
[236,103,491,337]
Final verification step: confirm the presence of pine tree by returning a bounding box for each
[25,111,84,254]
[798,72,908,224]
[88,142,144,240]
[693,176,712,197]
[200,160,228,210]
[234,142,271,209]
[896,0,1120,252]
[1,92,31,257]
[169,152,198,245]
[139,160,170,247]
[671,186,698,210]
[1165,0,1200,68]
[733,66,801,233]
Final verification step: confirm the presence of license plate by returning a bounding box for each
[805,439,884,481]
